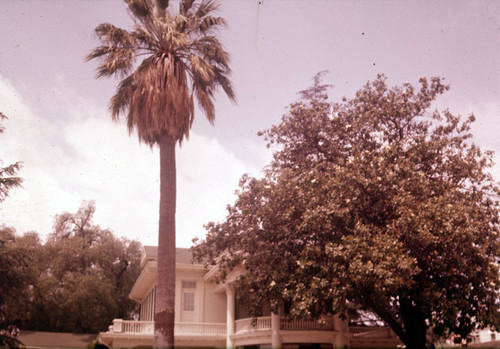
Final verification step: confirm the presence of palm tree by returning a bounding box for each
[87,0,234,347]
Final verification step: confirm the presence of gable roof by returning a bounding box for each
[142,246,193,264]
[130,246,205,301]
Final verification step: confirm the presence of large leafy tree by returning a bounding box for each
[87,0,234,346]
[193,75,500,348]
[1,202,141,334]
[36,202,142,333]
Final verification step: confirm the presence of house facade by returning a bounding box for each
[97,246,402,348]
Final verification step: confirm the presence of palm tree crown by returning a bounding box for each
[87,0,235,145]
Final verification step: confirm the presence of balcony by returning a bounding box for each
[281,317,335,331]
[108,316,335,337]
[235,316,272,333]
[109,319,226,337]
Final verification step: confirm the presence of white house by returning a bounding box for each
[97,246,403,348]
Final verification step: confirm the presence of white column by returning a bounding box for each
[333,314,349,348]
[113,319,123,333]
[271,312,281,348]
[226,285,235,348]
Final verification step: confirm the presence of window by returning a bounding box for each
[182,281,196,289]
[183,292,195,311]
[182,281,196,312]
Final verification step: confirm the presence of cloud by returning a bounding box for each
[176,135,259,246]
[0,75,82,235]
[0,75,259,247]
[2,72,499,249]
[467,101,500,181]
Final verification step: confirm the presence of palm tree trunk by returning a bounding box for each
[154,133,176,349]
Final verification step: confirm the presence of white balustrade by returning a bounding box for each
[234,316,272,333]
[112,320,154,334]
[109,319,225,337]
[280,317,335,331]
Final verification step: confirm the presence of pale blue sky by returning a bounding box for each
[0,0,499,246]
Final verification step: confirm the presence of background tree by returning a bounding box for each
[0,227,36,348]
[87,0,234,346]
[0,112,24,348]
[193,75,500,348]
[1,202,142,334]
[0,112,22,203]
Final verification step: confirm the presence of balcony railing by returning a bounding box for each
[109,319,396,341]
[234,316,335,333]
[235,316,272,333]
[109,319,226,337]
[281,317,335,331]
[111,320,154,334]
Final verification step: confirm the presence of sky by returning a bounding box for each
[0,0,499,248]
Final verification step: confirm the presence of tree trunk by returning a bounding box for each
[401,299,427,349]
[154,133,177,349]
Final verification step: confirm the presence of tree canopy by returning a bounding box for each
[0,112,24,348]
[0,226,33,348]
[1,202,142,335]
[193,74,500,348]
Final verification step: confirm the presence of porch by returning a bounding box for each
[104,316,336,336]
[98,316,341,348]
[109,319,226,336]
[98,318,399,348]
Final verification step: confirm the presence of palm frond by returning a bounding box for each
[109,74,135,122]
[180,0,196,15]
[93,23,135,47]
[190,36,230,69]
[189,54,215,85]
[126,0,153,18]
[192,75,215,123]
[196,0,220,18]
[88,47,135,78]
[213,69,236,102]
[86,23,139,77]
[133,25,158,50]
[155,0,169,10]
[199,15,226,33]
[174,14,189,33]
[88,0,234,146]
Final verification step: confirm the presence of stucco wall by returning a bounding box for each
[203,282,226,323]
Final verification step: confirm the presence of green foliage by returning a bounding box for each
[0,112,22,203]
[0,227,36,348]
[1,202,142,334]
[193,74,500,348]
